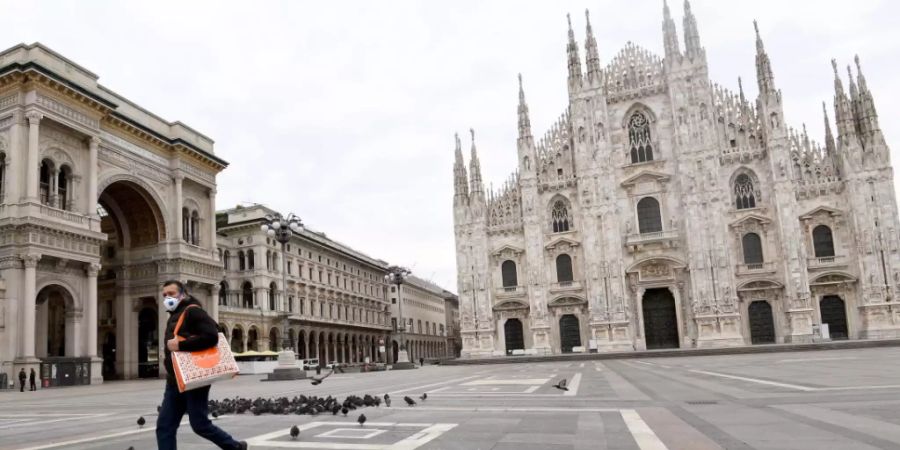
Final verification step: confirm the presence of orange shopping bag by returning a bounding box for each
[171,305,239,393]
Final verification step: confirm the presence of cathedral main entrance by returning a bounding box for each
[504,319,525,354]
[748,300,775,344]
[820,295,848,340]
[641,288,679,349]
[559,314,581,353]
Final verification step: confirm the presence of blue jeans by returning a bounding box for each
[156,383,242,450]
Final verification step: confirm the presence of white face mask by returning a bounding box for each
[163,295,181,312]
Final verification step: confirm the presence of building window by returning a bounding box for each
[734,173,758,209]
[219,281,228,306]
[269,282,277,310]
[223,250,231,270]
[551,199,572,233]
[392,297,396,304]
[391,286,396,293]
[742,233,764,264]
[190,210,200,245]
[287,295,293,312]
[247,250,255,269]
[0,151,5,201]
[57,165,71,210]
[556,254,573,283]
[242,282,253,308]
[299,298,305,315]
[501,260,518,287]
[238,251,246,270]
[813,225,835,257]
[39,160,52,205]
[636,197,662,234]
[628,111,654,163]
[392,318,397,332]
[287,260,292,275]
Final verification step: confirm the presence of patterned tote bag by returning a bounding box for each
[172,305,239,392]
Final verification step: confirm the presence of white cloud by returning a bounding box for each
[3,0,896,291]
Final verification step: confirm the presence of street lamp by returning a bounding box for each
[385,265,415,369]
[259,211,306,381]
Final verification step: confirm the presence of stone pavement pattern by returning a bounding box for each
[4,347,900,449]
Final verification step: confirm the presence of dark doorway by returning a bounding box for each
[748,301,775,344]
[102,332,116,380]
[559,314,581,353]
[392,341,399,363]
[504,319,525,354]
[641,288,679,349]
[137,307,159,378]
[820,295,848,340]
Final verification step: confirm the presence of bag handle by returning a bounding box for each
[173,304,201,339]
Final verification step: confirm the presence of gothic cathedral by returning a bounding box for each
[452,2,898,357]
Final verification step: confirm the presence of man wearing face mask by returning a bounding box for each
[156,280,247,450]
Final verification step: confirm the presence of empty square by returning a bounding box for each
[316,427,387,439]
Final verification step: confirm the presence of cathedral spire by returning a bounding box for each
[584,9,602,83]
[854,55,880,137]
[832,59,857,146]
[469,128,484,198]
[453,132,469,201]
[662,0,681,60]
[517,73,533,142]
[823,102,836,155]
[566,13,583,93]
[682,0,702,57]
[754,20,776,97]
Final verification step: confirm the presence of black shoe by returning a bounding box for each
[237,441,248,450]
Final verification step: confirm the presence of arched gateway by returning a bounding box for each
[0,43,226,386]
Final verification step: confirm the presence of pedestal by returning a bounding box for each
[90,357,104,385]
[391,349,416,370]
[263,350,306,381]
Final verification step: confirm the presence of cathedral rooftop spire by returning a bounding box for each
[682,0,702,57]
[453,132,469,200]
[823,101,836,155]
[584,9,602,83]
[753,20,776,98]
[469,128,484,197]
[853,55,881,141]
[517,73,533,141]
[662,0,681,60]
[566,13,583,93]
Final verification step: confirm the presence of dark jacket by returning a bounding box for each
[29,370,35,381]
[163,297,220,386]
[18,370,26,381]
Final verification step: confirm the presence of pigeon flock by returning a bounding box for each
[206,393,387,417]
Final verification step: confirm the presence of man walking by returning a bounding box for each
[18,368,26,392]
[29,368,36,391]
[156,280,247,450]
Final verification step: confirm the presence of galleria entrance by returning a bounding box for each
[641,288,679,349]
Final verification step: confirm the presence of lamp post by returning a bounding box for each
[259,211,306,380]
[385,265,415,369]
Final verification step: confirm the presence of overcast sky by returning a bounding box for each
[3,0,897,292]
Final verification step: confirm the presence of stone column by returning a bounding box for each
[85,263,100,357]
[5,112,23,202]
[20,254,40,359]
[65,310,81,357]
[209,284,220,323]
[24,112,42,201]
[208,188,217,251]
[173,174,183,242]
[87,138,99,216]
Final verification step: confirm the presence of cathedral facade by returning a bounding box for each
[452,2,899,357]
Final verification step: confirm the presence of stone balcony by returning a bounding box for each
[735,261,777,276]
[495,285,527,299]
[549,280,583,294]
[807,255,848,270]
[624,229,679,252]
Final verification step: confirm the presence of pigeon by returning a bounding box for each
[211,411,219,419]
[127,447,134,450]
[136,416,146,428]
[311,369,334,386]
[419,393,428,401]
[404,396,416,406]
[553,379,569,391]
[290,425,300,440]
[358,413,367,427]
[341,406,349,416]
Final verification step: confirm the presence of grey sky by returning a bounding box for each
[3,0,897,292]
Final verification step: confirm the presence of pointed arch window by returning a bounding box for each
[812,225,835,258]
[742,233,764,265]
[501,260,518,288]
[734,173,758,209]
[551,200,572,233]
[636,197,663,234]
[556,254,574,284]
[628,111,654,163]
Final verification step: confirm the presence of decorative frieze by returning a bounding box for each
[36,94,99,128]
